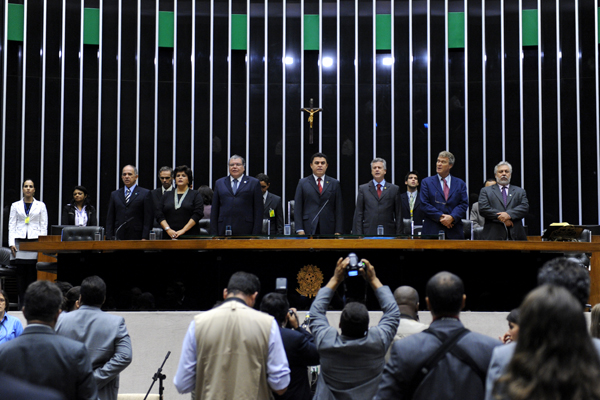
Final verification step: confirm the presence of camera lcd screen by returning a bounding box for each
[348,270,358,276]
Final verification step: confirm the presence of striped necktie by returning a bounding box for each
[125,188,131,203]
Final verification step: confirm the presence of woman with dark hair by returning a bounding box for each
[63,286,81,313]
[156,165,204,238]
[0,289,23,344]
[499,308,520,344]
[197,185,213,219]
[493,285,600,400]
[61,186,97,226]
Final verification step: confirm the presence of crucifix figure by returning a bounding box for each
[301,98,322,144]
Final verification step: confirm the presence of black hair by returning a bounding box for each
[340,301,369,339]
[260,293,289,325]
[197,185,213,205]
[80,275,107,307]
[426,271,464,316]
[537,257,590,308]
[506,308,520,325]
[64,286,81,312]
[174,165,194,185]
[226,271,261,296]
[310,152,328,164]
[23,281,63,323]
[71,185,92,206]
[404,171,420,182]
[256,173,270,185]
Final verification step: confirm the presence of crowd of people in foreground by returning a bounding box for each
[0,255,599,399]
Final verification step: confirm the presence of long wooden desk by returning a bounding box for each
[22,237,600,309]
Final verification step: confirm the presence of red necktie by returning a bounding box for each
[318,178,323,194]
[443,178,449,201]
[377,184,382,198]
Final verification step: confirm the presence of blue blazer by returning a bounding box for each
[210,175,263,235]
[419,174,468,239]
[293,175,344,235]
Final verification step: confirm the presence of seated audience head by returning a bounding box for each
[496,284,600,400]
[501,308,520,344]
[64,286,81,312]
[591,303,600,339]
[80,275,107,307]
[198,185,213,205]
[23,281,63,325]
[537,257,590,308]
[394,285,420,317]
[0,289,9,316]
[260,293,289,326]
[173,165,193,188]
[340,302,369,339]
[425,271,465,318]
[224,271,261,307]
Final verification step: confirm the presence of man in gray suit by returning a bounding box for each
[478,161,529,240]
[352,158,401,235]
[0,280,97,400]
[484,257,597,400]
[56,276,133,400]
[309,257,400,399]
[376,272,500,399]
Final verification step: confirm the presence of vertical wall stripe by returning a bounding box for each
[245,2,249,168]
[556,0,562,220]
[464,0,469,194]
[426,0,431,174]
[78,0,84,184]
[354,0,358,194]
[391,0,395,182]
[191,0,196,171]
[116,0,122,186]
[172,0,177,168]
[20,0,27,185]
[445,0,449,149]
[209,0,214,185]
[575,0,582,224]
[58,0,66,220]
[519,0,524,186]
[136,0,141,168]
[596,0,600,223]
[319,0,323,154]
[482,0,486,178]
[282,0,286,207]
[153,0,159,189]
[336,0,340,180]
[97,0,103,216]
[409,0,413,169]
[1,0,8,245]
[227,0,231,165]
[372,0,376,158]
[263,0,268,173]
[40,0,47,200]
[538,0,544,232]
[300,0,304,172]
[501,0,505,159]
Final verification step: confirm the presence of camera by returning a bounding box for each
[346,253,365,277]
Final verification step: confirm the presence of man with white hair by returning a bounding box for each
[478,161,529,240]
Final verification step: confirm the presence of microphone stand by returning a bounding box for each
[309,199,329,236]
[144,351,171,400]
[113,217,134,240]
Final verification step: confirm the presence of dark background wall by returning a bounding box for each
[1,0,599,243]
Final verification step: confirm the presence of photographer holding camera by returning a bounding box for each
[308,256,400,399]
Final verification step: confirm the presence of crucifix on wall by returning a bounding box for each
[301,98,322,144]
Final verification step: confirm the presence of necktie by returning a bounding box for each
[377,184,382,198]
[125,188,131,203]
[502,186,507,206]
[443,178,449,201]
[318,178,323,194]
[232,179,239,195]
[409,193,415,211]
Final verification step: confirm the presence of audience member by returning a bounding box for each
[492,285,600,400]
[56,276,133,400]
[0,289,23,344]
[257,173,284,235]
[55,281,73,312]
[0,280,97,399]
[261,293,320,400]
[62,185,98,226]
[470,179,496,228]
[376,271,500,399]
[309,257,400,399]
[63,286,81,312]
[393,285,428,340]
[173,271,290,398]
[0,372,66,400]
[499,308,519,344]
[591,303,600,339]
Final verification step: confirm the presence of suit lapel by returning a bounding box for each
[310,176,320,195]
[491,185,505,209]
[447,176,458,200]
[119,187,127,206]
[368,182,379,200]
[264,193,274,209]
[379,183,390,201]
[505,186,517,208]
[236,175,249,195]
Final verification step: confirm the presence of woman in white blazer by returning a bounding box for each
[9,179,48,258]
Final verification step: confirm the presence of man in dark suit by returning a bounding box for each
[294,152,343,235]
[0,280,97,400]
[478,161,529,240]
[257,173,284,235]
[399,170,425,230]
[56,276,133,400]
[352,158,400,235]
[210,155,263,235]
[151,166,173,228]
[106,165,154,239]
[260,293,320,400]
[420,151,469,239]
[376,272,500,400]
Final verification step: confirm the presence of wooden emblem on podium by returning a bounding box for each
[296,265,324,298]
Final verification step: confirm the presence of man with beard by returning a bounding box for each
[478,161,529,240]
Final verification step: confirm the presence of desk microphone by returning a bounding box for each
[310,199,329,236]
[114,217,134,240]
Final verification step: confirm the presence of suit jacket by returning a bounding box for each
[56,305,133,400]
[61,204,98,226]
[106,185,154,240]
[399,190,425,229]
[263,192,284,235]
[376,318,500,400]
[478,184,529,240]
[470,202,485,228]
[0,324,97,400]
[0,372,65,400]
[294,175,344,235]
[8,199,48,247]
[420,175,469,239]
[484,338,600,400]
[276,326,320,400]
[309,286,400,400]
[151,187,172,228]
[352,181,401,235]
[210,175,263,235]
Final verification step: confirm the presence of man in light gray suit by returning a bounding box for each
[309,256,400,399]
[352,158,401,235]
[56,276,133,400]
[478,161,529,240]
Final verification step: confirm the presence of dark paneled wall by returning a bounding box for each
[1,0,599,242]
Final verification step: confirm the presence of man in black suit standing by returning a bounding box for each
[0,280,97,400]
[151,166,173,228]
[294,152,343,235]
[399,171,425,231]
[106,165,154,240]
[210,155,263,235]
[352,158,401,235]
[257,173,284,235]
